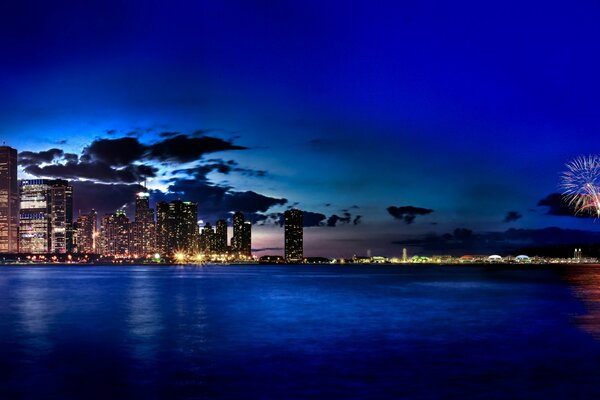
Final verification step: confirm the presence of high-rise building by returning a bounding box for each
[75,210,97,253]
[156,200,198,255]
[241,221,251,256]
[231,211,244,252]
[19,179,73,253]
[99,210,130,256]
[199,222,215,253]
[214,219,228,253]
[130,192,155,257]
[0,146,18,253]
[284,209,303,262]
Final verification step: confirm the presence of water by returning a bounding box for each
[0,264,599,399]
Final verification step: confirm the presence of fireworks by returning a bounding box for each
[560,155,600,217]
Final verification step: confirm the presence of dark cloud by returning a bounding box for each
[156,178,287,223]
[503,211,522,223]
[538,193,593,218]
[353,215,362,225]
[72,181,146,217]
[82,137,147,166]
[24,162,157,183]
[80,132,246,168]
[148,135,246,163]
[327,212,352,227]
[387,205,434,224]
[18,148,63,166]
[174,159,266,180]
[303,211,327,227]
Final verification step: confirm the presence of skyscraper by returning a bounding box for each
[75,209,97,253]
[99,210,130,256]
[156,200,198,255]
[0,146,18,253]
[231,211,251,257]
[284,209,303,262]
[19,179,73,253]
[215,219,228,254]
[130,192,155,257]
[231,211,244,252]
[241,221,251,257]
[199,222,215,253]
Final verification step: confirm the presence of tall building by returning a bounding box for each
[284,209,303,262]
[156,200,198,255]
[231,211,244,252]
[99,210,130,256]
[214,219,228,253]
[199,222,215,253]
[0,146,18,253]
[130,192,155,256]
[75,210,97,253]
[19,179,73,253]
[241,221,251,256]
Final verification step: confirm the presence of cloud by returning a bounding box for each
[327,212,352,227]
[154,178,287,223]
[148,134,246,163]
[503,211,522,223]
[174,159,266,180]
[353,215,362,225]
[72,181,146,216]
[387,205,434,224]
[24,162,157,183]
[18,148,64,166]
[538,193,593,218]
[303,211,327,227]
[82,137,147,166]
[80,132,246,167]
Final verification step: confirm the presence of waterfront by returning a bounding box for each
[1,264,600,399]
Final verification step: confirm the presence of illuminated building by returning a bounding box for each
[156,200,198,255]
[241,221,251,256]
[199,222,215,253]
[231,211,251,256]
[19,179,73,254]
[130,192,155,256]
[0,146,18,253]
[75,210,97,253]
[284,209,303,262]
[215,219,228,253]
[99,210,130,256]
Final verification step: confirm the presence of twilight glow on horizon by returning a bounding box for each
[2,1,600,257]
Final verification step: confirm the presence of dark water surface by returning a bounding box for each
[0,264,600,399]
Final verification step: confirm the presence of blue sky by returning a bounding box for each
[2,1,600,256]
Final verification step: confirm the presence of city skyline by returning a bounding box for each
[2,1,600,257]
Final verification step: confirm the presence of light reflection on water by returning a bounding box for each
[565,265,600,338]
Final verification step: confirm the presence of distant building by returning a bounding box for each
[19,179,73,253]
[75,209,97,253]
[156,200,198,255]
[130,192,155,257]
[284,209,303,262]
[0,146,19,253]
[214,219,228,253]
[99,210,130,256]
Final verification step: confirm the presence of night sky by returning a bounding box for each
[2,1,600,257]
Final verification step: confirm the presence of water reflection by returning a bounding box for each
[565,265,600,338]
[127,269,161,364]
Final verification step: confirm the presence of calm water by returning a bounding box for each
[0,264,599,399]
